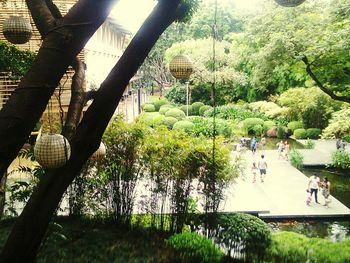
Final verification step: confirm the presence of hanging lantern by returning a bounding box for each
[3,16,32,44]
[274,0,306,7]
[34,134,71,169]
[169,55,194,80]
[90,142,106,161]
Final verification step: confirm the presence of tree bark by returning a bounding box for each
[0,0,117,180]
[0,1,181,261]
[0,172,7,218]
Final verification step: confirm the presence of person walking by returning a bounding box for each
[251,162,258,183]
[284,141,290,160]
[258,155,268,182]
[308,174,320,204]
[251,136,258,155]
[261,136,266,151]
[277,140,284,160]
[321,177,331,208]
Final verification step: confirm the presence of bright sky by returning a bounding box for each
[111,0,263,33]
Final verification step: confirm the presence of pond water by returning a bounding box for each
[270,168,350,241]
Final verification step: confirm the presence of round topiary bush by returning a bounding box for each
[287,121,304,132]
[199,105,213,116]
[152,114,165,127]
[159,106,172,115]
[191,102,205,115]
[162,116,178,129]
[152,98,168,111]
[173,120,195,133]
[142,112,160,126]
[165,108,186,120]
[143,104,156,112]
[294,128,307,139]
[179,105,193,116]
[306,128,321,139]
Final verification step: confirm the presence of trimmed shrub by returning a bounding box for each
[152,98,168,111]
[162,117,178,129]
[159,106,173,115]
[287,121,304,132]
[263,120,275,131]
[306,128,321,139]
[179,105,193,116]
[152,115,165,126]
[191,117,232,138]
[167,232,224,263]
[143,104,156,112]
[217,214,272,262]
[173,120,195,133]
[191,102,205,115]
[199,105,213,116]
[294,128,307,139]
[165,108,186,120]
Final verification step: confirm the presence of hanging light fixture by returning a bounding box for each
[90,142,106,161]
[3,16,32,44]
[274,0,306,7]
[169,55,194,80]
[34,134,71,169]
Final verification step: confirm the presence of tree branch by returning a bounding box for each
[302,56,350,104]
[26,0,57,36]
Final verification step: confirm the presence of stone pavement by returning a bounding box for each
[220,148,350,219]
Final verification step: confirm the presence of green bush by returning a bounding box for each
[152,115,165,127]
[205,105,268,120]
[263,120,275,131]
[243,118,265,134]
[322,109,350,139]
[306,128,321,139]
[143,104,156,112]
[179,105,193,116]
[162,117,178,129]
[173,120,195,133]
[199,105,213,116]
[217,214,272,262]
[191,117,232,138]
[167,232,224,263]
[344,135,350,143]
[331,150,350,169]
[165,108,186,120]
[305,139,315,149]
[289,149,304,170]
[191,102,205,116]
[159,106,172,115]
[293,128,307,139]
[287,121,304,132]
[142,112,160,126]
[152,98,168,111]
[252,124,263,136]
[267,232,309,263]
[277,125,286,139]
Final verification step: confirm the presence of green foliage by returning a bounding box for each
[179,105,193,115]
[152,114,166,126]
[165,83,186,104]
[217,214,272,262]
[293,128,307,139]
[344,134,350,143]
[242,118,264,134]
[0,41,36,78]
[162,116,178,129]
[249,101,287,119]
[191,117,232,138]
[289,149,304,170]
[267,231,350,263]
[152,98,168,111]
[277,125,286,139]
[191,102,205,115]
[199,105,212,116]
[287,121,304,132]
[306,128,321,139]
[322,108,350,138]
[264,120,276,131]
[305,139,315,149]
[165,108,186,120]
[143,103,156,112]
[173,120,195,133]
[205,104,268,121]
[167,232,224,263]
[159,106,172,115]
[331,150,350,170]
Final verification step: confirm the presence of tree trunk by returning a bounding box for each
[0,1,180,261]
[0,172,7,219]
[0,0,117,180]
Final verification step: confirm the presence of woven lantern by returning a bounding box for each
[34,134,71,169]
[90,142,106,161]
[169,55,193,80]
[274,0,306,7]
[3,16,32,44]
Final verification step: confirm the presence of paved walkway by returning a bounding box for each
[220,148,350,220]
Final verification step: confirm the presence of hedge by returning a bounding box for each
[159,106,172,115]
[293,128,307,139]
[287,121,304,132]
[191,102,205,115]
[152,99,168,111]
[162,117,178,129]
[179,105,193,116]
[306,128,321,139]
[173,121,194,133]
[143,104,156,112]
[199,105,213,116]
[165,108,186,120]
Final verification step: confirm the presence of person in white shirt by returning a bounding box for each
[258,155,268,182]
[308,174,320,204]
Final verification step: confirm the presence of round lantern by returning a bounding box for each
[34,134,71,169]
[3,16,32,44]
[169,55,193,80]
[274,0,306,7]
[90,142,106,161]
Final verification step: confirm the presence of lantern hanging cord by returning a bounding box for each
[212,0,218,176]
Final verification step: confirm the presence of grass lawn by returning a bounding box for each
[0,217,179,263]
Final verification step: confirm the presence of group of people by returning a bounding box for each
[307,174,331,208]
[276,140,290,160]
[251,154,267,183]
